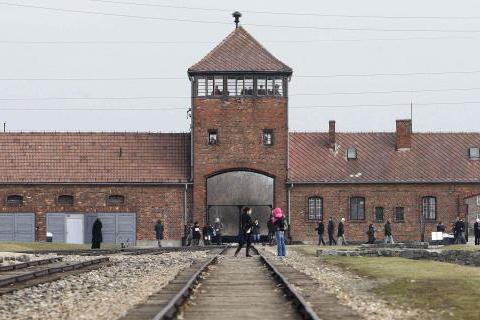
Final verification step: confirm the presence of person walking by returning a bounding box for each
[474,218,480,246]
[234,207,254,257]
[327,217,336,245]
[184,223,193,246]
[272,207,287,256]
[91,218,103,249]
[267,218,276,246]
[460,218,467,244]
[192,221,201,246]
[213,217,224,245]
[337,218,347,246]
[384,220,394,244]
[154,220,164,248]
[315,221,326,245]
[203,223,213,245]
[366,224,376,244]
[252,219,261,244]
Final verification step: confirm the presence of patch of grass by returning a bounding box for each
[290,244,359,256]
[321,256,480,319]
[0,242,120,252]
[439,245,480,251]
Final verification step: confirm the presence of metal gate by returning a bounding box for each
[47,212,136,245]
[0,213,35,242]
[85,213,136,245]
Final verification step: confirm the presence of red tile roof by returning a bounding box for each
[289,132,480,183]
[0,133,190,183]
[188,26,292,74]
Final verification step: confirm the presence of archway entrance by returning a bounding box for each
[207,170,274,242]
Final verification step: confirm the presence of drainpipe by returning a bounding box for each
[288,182,293,242]
[184,183,188,225]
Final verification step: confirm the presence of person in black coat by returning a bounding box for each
[91,218,103,249]
[474,219,480,246]
[327,217,336,245]
[315,221,325,245]
[337,218,347,246]
[234,207,254,257]
[366,224,376,244]
[154,220,164,248]
[192,222,201,246]
[384,220,394,244]
[436,221,446,233]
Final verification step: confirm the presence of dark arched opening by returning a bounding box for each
[206,170,274,242]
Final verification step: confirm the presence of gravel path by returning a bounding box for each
[262,246,433,320]
[0,251,208,320]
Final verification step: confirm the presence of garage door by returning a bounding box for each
[0,213,35,242]
[84,213,136,245]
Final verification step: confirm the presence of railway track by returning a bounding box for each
[120,246,338,320]
[0,256,109,295]
[15,245,227,256]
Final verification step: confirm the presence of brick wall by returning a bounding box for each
[289,183,480,243]
[0,185,186,241]
[192,97,288,224]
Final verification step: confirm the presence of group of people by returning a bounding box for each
[436,217,480,245]
[315,218,395,245]
[234,207,287,257]
[183,218,225,246]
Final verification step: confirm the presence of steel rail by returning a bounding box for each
[151,246,228,320]
[0,257,109,287]
[255,248,321,320]
[0,257,62,272]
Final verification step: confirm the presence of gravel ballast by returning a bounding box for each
[0,251,208,320]
[262,246,432,320]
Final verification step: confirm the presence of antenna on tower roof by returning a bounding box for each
[232,11,242,28]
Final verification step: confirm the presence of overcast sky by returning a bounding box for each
[1,0,479,132]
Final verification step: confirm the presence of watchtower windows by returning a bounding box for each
[193,75,287,97]
[244,76,254,96]
[214,76,224,96]
[227,77,236,96]
[257,77,266,95]
[207,76,214,96]
[197,77,206,96]
[274,77,283,96]
[208,129,218,145]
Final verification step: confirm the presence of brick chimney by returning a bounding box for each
[396,119,412,151]
[328,120,336,149]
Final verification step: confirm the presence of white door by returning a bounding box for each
[65,214,84,244]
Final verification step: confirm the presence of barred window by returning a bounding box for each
[263,129,273,146]
[235,76,244,96]
[267,76,274,95]
[244,76,254,96]
[257,76,266,95]
[6,195,23,206]
[395,207,405,222]
[422,196,436,220]
[227,76,236,96]
[196,76,206,96]
[207,76,214,96]
[58,195,74,205]
[213,76,224,96]
[350,197,365,220]
[107,195,125,205]
[208,129,218,145]
[374,207,384,222]
[308,197,323,220]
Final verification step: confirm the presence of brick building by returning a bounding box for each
[1,24,480,245]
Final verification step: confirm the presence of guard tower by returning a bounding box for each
[188,13,293,238]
